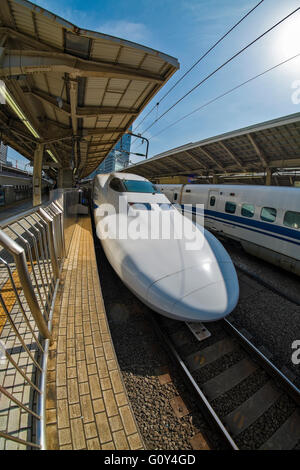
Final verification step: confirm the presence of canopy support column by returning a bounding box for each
[266,168,272,186]
[212,174,219,184]
[33,143,44,207]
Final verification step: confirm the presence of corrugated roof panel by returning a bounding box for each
[84,77,108,106]
[140,55,166,73]
[91,41,121,62]
[117,47,146,68]
[118,90,145,108]
[11,8,35,36]
[106,116,124,128]
[107,78,130,92]
[131,83,155,109]
[34,17,64,48]
[84,90,106,106]
[102,92,124,107]
[82,117,98,128]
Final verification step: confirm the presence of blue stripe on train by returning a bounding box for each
[180,205,300,247]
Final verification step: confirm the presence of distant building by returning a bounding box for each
[0,142,7,163]
[89,128,132,177]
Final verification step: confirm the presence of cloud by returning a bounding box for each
[181,0,248,23]
[97,20,150,44]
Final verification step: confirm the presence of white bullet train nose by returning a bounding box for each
[93,172,240,322]
[147,261,239,322]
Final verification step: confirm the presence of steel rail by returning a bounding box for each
[223,318,300,406]
[151,312,300,449]
[151,314,239,450]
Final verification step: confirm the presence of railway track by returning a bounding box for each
[152,314,300,450]
[92,215,300,450]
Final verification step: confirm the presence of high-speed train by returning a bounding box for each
[92,173,239,322]
[157,183,300,276]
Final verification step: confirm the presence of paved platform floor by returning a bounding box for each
[46,216,144,450]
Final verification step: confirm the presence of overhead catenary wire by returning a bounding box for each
[147,52,300,141]
[133,0,265,133]
[134,6,300,143]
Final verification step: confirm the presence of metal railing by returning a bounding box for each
[0,199,65,450]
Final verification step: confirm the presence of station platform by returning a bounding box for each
[45,215,144,450]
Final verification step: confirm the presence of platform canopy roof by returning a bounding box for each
[127,112,300,182]
[0,0,179,179]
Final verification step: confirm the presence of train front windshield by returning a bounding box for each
[122,180,160,194]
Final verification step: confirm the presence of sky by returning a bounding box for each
[6,0,300,169]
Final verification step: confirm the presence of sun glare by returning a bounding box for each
[274,16,300,60]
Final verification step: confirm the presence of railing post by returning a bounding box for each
[38,208,60,279]
[52,201,65,258]
[0,229,52,340]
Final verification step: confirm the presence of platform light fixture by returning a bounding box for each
[46,150,58,163]
[0,82,40,139]
[0,83,59,164]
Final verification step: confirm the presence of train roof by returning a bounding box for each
[95,172,148,182]
[182,184,300,192]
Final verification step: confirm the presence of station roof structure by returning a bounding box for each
[126,112,300,185]
[0,0,179,179]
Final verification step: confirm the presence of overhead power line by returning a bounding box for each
[134,0,265,133]
[147,52,300,141]
[135,6,300,140]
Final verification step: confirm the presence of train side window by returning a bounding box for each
[225,201,236,214]
[210,196,216,206]
[260,207,277,223]
[174,193,178,201]
[283,211,300,229]
[241,203,255,218]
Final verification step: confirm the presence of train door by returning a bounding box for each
[206,190,220,231]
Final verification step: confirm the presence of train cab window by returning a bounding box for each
[123,180,160,193]
[109,178,124,192]
[210,196,216,207]
[260,207,277,223]
[283,211,300,229]
[241,203,255,218]
[225,201,236,214]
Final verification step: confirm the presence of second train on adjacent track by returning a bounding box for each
[157,183,300,276]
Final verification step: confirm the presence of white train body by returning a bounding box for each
[93,173,239,322]
[157,184,300,276]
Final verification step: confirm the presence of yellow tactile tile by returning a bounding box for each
[45,216,144,450]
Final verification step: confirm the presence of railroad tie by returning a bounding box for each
[223,381,281,436]
[185,338,236,372]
